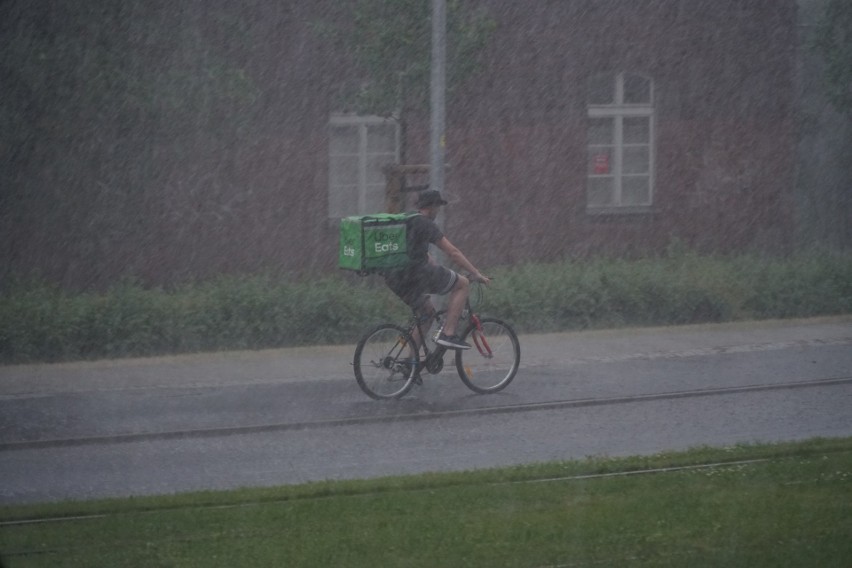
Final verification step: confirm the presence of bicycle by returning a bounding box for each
[353,282,521,400]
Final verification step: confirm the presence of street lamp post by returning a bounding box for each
[430,0,446,196]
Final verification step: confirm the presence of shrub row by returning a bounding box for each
[1,252,850,364]
[0,275,406,364]
[485,251,852,333]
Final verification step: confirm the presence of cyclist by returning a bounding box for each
[384,189,491,351]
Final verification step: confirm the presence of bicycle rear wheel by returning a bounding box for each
[354,324,418,400]
[456,318,520,394]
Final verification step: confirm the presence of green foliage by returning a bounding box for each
[0,275,406,364]
[1,252,851,364]
[737,252,852,318]
[344,0,496,115]
[0,3,263,290]
[812,0,852,114]
[1,3,260,152]
[483,251,852,334]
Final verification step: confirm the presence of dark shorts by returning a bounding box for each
[384,263,458,311]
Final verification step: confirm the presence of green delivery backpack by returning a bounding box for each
[338,213,419,275]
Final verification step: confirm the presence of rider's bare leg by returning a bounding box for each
[442,274,469,337]
[410,300,436,357]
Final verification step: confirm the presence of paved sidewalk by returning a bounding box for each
[1,315,850,397]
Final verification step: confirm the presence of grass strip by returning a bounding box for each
[1,437,850,567]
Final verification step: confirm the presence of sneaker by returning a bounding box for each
[436,333,471,350]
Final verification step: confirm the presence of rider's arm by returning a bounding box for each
[435,236,490,284]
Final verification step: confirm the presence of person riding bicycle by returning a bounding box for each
[384,189,491,351]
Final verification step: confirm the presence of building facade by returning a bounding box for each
[0,0,798,287]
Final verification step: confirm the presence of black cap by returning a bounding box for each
[416,189,448,208]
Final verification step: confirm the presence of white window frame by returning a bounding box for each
[586,72,655,213]
[328,114,400,218]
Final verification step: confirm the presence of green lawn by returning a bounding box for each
[1,438,851,567]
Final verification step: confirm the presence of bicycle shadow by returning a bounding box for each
[348,378,521,416]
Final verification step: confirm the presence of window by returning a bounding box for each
[586,73,654,212]
[328,114,400,218]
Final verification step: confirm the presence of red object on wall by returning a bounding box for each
[594,154,610,174]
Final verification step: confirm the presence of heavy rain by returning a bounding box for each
[1,0,851,564]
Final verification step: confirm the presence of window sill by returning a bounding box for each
[585,205,655,217]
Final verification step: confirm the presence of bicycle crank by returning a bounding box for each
[424,352,444,374]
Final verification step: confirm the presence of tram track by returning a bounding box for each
[2,375,850,453]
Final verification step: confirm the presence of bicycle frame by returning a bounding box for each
[408,312,446,375]
[408,299,492,376]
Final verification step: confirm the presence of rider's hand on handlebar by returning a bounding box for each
[472,272,491,286]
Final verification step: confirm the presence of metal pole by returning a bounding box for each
[430,0,448,282]
[430,0,446,196]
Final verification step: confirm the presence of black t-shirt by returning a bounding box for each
[406,213,443,266]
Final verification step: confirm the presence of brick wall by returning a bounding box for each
[0,0,797,288]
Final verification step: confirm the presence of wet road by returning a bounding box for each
[1,316,851,505]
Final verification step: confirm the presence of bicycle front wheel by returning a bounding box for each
[456,318,520,394]
[354,324,418,400]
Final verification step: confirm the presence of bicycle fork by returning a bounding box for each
[469,314,494,358]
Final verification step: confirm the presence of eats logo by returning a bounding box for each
[342,236,357,257]
[372,231,401,254]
